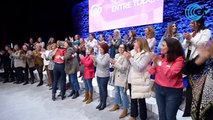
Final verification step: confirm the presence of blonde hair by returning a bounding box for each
[56,41,65,47]
[136,38,151,52]
[146,26,155,39]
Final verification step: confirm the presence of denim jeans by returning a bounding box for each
[114,86,129,109]
[84,78,93,92]
[52,63,66,96]
[155,84,183,120]
[97,76,109,105]
[69,72,80,91]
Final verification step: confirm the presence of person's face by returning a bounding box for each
[99,47,104,54]
[145,28,149,36]
[171,24,177,33]
[129,31,132,37]
[22,45,28,51]
[80,38,84,43]
[29,38,33,43]
[38,37,42,42]
[35,44,41,51]
[118,45,125,54]
[89,34,93,40]
[134,41,140,51]
[51,45,57,50]
[100,35,104,41]
[5,46,9,51]
[190,21,198,31]
[74,35,79,40]
[161,41,169,55]
[14,45,19,51]
[86,49,92,55]
[114,31,118,37]
[64,42,69,48]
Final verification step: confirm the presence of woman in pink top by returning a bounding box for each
[148,38,185,120]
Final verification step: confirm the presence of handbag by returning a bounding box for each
[108,71,115,86]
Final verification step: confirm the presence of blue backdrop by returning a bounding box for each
[72,0,213,53]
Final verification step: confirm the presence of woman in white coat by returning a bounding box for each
[124,38,153,120]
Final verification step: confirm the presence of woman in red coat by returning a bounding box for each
[80,47,95,104]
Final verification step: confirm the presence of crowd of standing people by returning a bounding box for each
[0,17,212,120]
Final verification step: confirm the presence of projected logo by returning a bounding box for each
[90,4,102,16]
[185,3,212,21]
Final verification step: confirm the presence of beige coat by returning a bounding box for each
[12,51,26,68]
[26,50,35,68]
[113,54,129,87]
[128,50,154,99]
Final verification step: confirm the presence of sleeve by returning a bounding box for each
[84,57,94,67]
[113,57,129,71]
[81,57,85,64]
[96,54,110,67]
[191,29,211,47]
[148,65,156,75]
[148,38,156,50]
[182,56,205,75]
[182,38,189,49]
[177,33,184,44]
[129,53,152,72]
[157,36,164,50]
[47,51,54,60]
[64,48,72,60]
[114,39,121,49]
[158,57,184,79]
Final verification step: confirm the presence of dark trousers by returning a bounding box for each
[131,98,147,120]
[129,84,147,119]
[97,76,109,105]
[183,84,192,116]
[35,65,43,83]
[206,107,213,120]
[128,83,132,97]
[15,67,24,82]
[155,84,183,120]
[29,67,35,79]
[3,65,14,81]
[52,63,66,96]
[24,65,29,83]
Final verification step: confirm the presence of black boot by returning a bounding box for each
[96,103,102,109]
[99,103,106,111]
[23,81,29,85]
[72,91,79,99]
[3,80,9,83]
[52,94,56,101]
[30,78,35,84]
[68,90,75,97]
[61,95,66,100]
[37,81,43,87]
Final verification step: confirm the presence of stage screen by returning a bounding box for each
[89,0,164,32]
